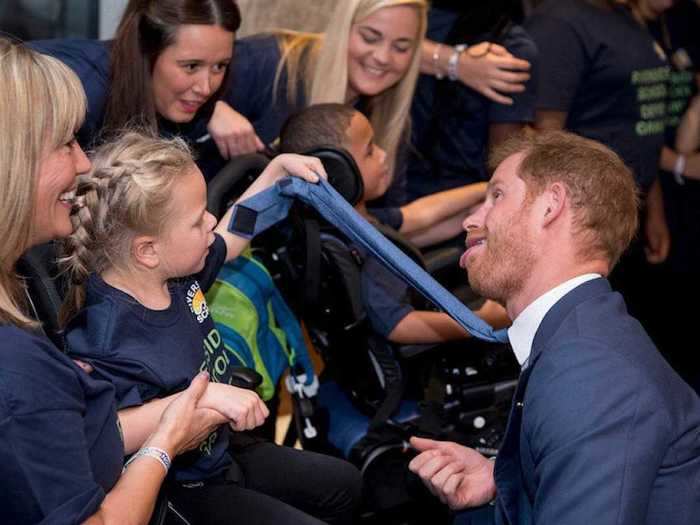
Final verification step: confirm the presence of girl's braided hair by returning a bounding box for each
[59,131,194,326]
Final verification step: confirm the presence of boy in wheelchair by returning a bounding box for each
[266,104,518,521]
[278,103,510,345]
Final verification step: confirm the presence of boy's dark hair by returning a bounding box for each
[279,103,356,154]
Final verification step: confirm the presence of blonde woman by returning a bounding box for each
[0,37,234,524]
[207,0,428,205]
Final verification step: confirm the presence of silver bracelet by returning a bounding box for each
[432,43,444,79]
[447,44,468,82]
[123,446,171,474]
[673,153,686,185]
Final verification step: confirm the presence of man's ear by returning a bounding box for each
[541,182,567,227]
[132,235,160,269]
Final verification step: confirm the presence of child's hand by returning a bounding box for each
[198,382,269,431]
[269,153,328,183]
[218,153,328,261]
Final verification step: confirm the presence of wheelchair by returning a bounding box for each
[206,149,519,523]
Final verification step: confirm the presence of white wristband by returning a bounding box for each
[123,446,171,474]
[673,154,686,185]
[447,44,468,82]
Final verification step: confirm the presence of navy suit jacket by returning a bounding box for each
[492,278,700,524]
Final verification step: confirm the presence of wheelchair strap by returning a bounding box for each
[229,178,509,344]
[366,334,404,429]
[302,217,321,313]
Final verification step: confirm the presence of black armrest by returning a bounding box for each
[229,366,263,390]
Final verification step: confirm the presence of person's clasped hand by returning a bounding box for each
[198,381,269,432]
[458,42,531,105]
[154,372,230,454]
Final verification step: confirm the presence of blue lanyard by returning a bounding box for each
[230,177,508,344]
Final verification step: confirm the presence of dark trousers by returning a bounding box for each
[168,436,362,525]
[452,506,495,525]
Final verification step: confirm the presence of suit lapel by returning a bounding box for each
[493,278,612,524]
[529,278,611,364]
[493,363,533,525]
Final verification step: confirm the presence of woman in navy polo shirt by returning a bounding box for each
[0,37,227,524]
[29,0,242,182]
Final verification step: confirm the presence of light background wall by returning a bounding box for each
[99,0,336,39]
[237,0,335,36]
[99,0,128,39]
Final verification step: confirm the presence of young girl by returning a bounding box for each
[60,132,361,525]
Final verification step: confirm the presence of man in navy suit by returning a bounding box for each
[409,130,700,524]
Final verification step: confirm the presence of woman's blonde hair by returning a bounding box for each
[0,38,86,327]
[275,0,428,174]
[59,132,194,326]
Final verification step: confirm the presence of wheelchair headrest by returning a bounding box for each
[207,153,271,219]
[207,147,363,220]
[303,146,364,206]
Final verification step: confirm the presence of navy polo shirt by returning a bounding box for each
[0,326,123,523]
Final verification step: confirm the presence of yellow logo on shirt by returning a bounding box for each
[186,282,210,323]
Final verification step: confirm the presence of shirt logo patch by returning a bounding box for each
[186,282,210,323]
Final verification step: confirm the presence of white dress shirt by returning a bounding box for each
[507,274,602,368]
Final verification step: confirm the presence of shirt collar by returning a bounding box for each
[507,274,601,368]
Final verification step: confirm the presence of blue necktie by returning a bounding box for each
[229,177,509,344]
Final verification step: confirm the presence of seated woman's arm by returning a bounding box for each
[86,373,221,525]
[119,382,268,455]
[1,349,219,525]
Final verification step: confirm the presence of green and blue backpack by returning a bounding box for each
[206,249,316,401]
